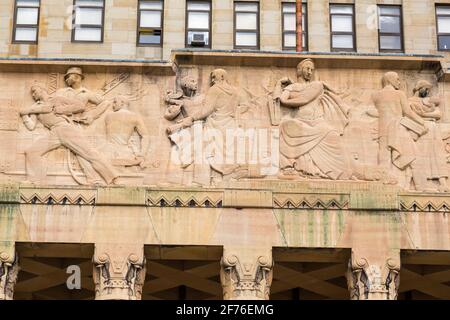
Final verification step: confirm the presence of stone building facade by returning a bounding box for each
[0,0,449,300]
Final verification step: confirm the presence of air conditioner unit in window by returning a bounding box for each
[191,33,206,47]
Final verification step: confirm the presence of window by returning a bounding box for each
[282,2,307,51]
[72,0,105,43]
[13,0,41,43]
[234,2,259,49]
[330,4,355,51]
[186,1,211,48]
[137,0,163,46]
[436,5,450,50]
[378,5,403,52]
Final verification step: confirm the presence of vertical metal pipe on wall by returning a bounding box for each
[296,0,303,52]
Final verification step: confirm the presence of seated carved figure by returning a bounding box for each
[409,80,449,192]
[276,59,351,180]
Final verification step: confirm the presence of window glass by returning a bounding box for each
[234,1,259,49]
[188,11,209,29]
[330,4,354,51]
[74,27,102,41]
[15,27,37,41]
[13,0,40,43]
[331,15,353,32]
[75,7,102,25]
[186,1,211,47]
[140,10,161,28]
[236,32,257,47]
[380,35,402,50]
[236,12,257,30]
[378,5,403,52]
[16,7,39,25]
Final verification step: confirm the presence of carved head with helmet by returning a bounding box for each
[64,66,84,89]
[297,59,315,82]
[413,80,433,98]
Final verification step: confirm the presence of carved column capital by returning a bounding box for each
[220,247,273,300]
[93,244,146,300]
[0,247,19,300]
[347,250,400,300]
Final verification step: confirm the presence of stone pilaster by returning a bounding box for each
[346,249,400,300]
[93,244,146,300]
[0,245,19,301]
[220,247,273,300]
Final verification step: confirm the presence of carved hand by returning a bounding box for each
[76,116,94,125]
[278,77,293,86]
[182,116,194,127]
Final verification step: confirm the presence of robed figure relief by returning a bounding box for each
[409,80,449,192]
[275,59,351,180]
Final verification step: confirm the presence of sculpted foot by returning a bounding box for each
[278,168,297,180]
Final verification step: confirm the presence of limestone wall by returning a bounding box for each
[0,0,449,61]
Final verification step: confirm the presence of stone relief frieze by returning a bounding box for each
[1,60,449,192]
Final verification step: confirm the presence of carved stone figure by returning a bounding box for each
[20,84,119,185]
[93,245,146,300]
[276,59,352,180]
[372,72,427,189]
[220,247,273,300]
[164,75,209,186]
[0,251,19,300]
[346,253,400,300]
[176,69,243,185]
[409,80,449,192]
[55,67,110,125]
[103,96,150,168]
[54,67,116,184]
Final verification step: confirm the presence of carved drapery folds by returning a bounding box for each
[93,244,146,300]
[220,247,273,300]
[0,250,19,300]
[346,252,400,300]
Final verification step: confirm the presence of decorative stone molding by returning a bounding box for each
[93,244,146,300]
[346,251,400,300]
[220,247,273,300]
[273,192,349,210]
[0,248,19,300]
[20,188,96,205]
[400,194,450,212]
[147,190,223,208]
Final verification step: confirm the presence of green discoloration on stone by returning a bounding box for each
[0,185,20,203]
[97,187,146,205]
[323,210,329,246]
[0,204,19,241]
[307,210,314,246]
[350,189,398,210]
[338,211,344,235]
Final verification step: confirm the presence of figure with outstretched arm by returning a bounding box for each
[20,84,119,185]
